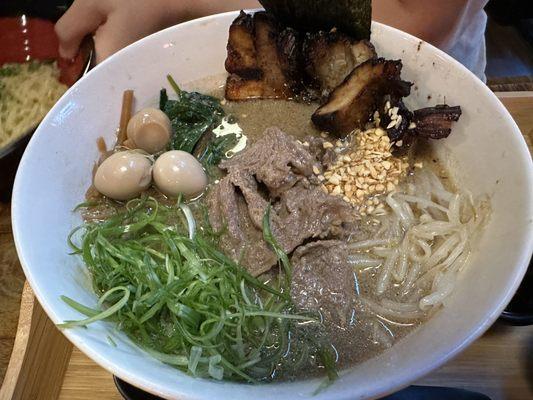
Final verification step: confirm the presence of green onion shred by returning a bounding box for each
[61,197,334,382]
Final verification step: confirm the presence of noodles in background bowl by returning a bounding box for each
[0,61,67,148]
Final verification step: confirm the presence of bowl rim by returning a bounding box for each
[11,9,533,400]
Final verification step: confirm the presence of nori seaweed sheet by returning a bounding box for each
[258,0,371,40]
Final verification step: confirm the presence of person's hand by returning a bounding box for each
[55,0,259,64]
[55,0,179,64]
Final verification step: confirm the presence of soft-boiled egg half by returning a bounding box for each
[153,150,207,198]
[127,107,171,154]
[94,151,152,201]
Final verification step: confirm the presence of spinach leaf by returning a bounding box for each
[196,133,239,167]
[159,76,239,168]
[160,87,224,154]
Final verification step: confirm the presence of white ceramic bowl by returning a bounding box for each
[12,11,533,400]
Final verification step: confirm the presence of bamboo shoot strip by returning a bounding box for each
[117,90,134,145]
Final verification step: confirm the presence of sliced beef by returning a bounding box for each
[228,168,270,229]
[207,176,277,276]
[207,128,357,276]
[208,177,241,239]
[220,127,317,198]
[221,167,354,249]
[274,183,354,249]
[291,240,356,326]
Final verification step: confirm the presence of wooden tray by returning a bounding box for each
[1,93,532,400]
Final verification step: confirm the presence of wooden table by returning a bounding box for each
[0,203,25,384]
[1,93,532,400]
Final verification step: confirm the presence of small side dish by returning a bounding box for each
[0,61,67,148]
[0,15,90,151]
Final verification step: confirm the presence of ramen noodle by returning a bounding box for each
[0,62,67,148]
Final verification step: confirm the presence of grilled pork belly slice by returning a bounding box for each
[304,31,376,97]
[312,58,412,136]
[277,27,305,94]
[225,11,262,80]
[224,11,375,102]
[225,12,295,100]
[225,75,264,100]
[412,105,462,139]
[253,12,294,99]
[380,98,413,143]
[379,101,462,154]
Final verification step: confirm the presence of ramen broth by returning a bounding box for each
[80,77,481,380]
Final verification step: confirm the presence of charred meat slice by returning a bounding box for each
[304,31,376,97]
[277,27,305,94]
[381,103,462,155]
[304,31,355,96]
[254,12,293,99]
[381,98,413,143]
[412,105,462,139]
[351,40,377,66]
[312,58,412,136]
[224,11,376,102]
[225,12,295,101]
[225,75,264,100]
[225,11,262,80]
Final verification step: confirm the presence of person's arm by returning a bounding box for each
[372,0,469,47]
[56,0,468,64]
[55,0,259,63]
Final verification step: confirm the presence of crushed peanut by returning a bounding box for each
[316,127,409,215]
